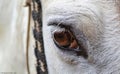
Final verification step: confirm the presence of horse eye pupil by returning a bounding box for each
[54,32,65,39]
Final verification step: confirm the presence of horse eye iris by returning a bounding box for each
[53,30,79,49]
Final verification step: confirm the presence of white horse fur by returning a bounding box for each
[42,0,120,74]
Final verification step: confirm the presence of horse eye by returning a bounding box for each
[52,27,88,58]
[53,29,79,50]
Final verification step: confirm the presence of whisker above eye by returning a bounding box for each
[57,20,65,27]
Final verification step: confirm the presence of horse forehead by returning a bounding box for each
[41,0,120,12]
[41,0,94,10]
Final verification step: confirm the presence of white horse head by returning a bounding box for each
[41,0,120,74]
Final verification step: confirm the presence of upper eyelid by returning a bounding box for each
[48,21,73,30]
[47,16,77,27]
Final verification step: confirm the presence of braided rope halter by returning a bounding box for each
[31,0,48,74]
